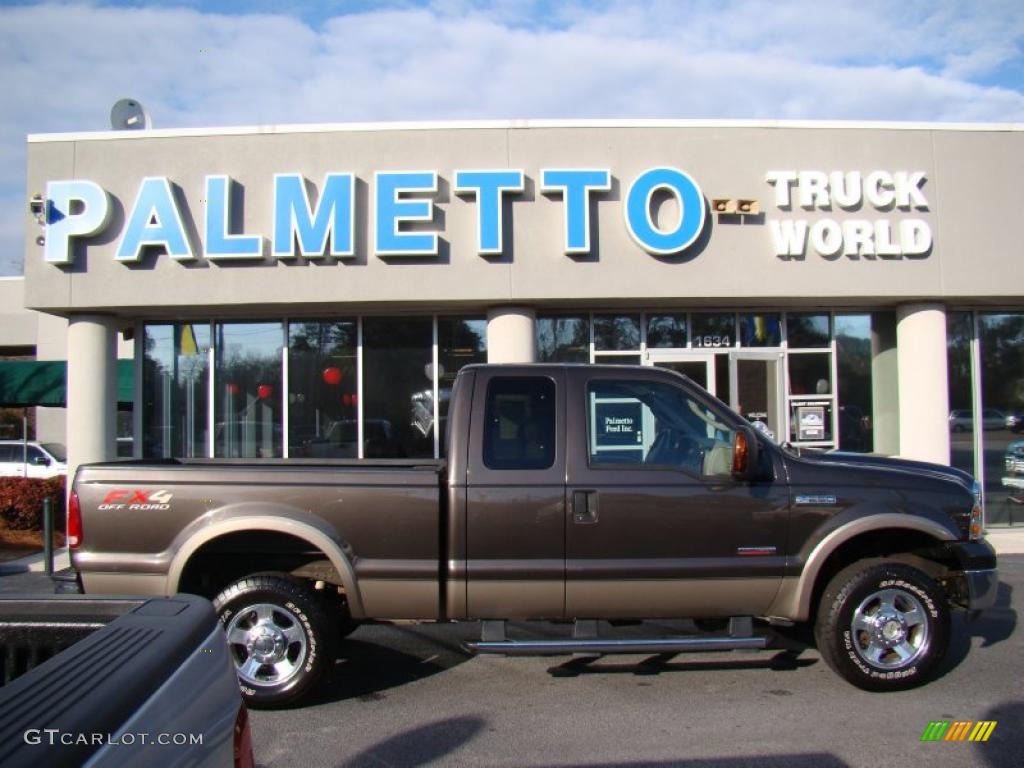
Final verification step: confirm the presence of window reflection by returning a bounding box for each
[362,317,433,458]
[142,323,211,458]
[946,312,974,475]
[288,320,357,458]
[215,322,283,458]
[537,315,589,362]
[646,314,688,348]
[979,313,1024,525]
[692,313,735,349]
[787,313,831,348]
[835,314,873,453]
[438,317,488,453]
[740,313,781,347]
[593,314,640,351]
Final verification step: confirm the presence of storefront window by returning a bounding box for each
[537,315,589,362]
[142,323,211,458]
[215,322,283,458]
[691,313,735,350]
[787,313,831,348]
[739,313,782,347]
[362,317,434,458]
[979,313,1024,526]
[789,353,831,395]
[593,314,640,351]
[438,316,488,450]
[287,320,357,458]
[646,314,688,349]
[946,312,975,476]
[835,314,873,453]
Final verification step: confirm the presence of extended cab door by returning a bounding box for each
[464,369,566,618]
[564,367,789,619]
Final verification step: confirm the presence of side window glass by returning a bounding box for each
[483,377,556,470]
[0,445,12,462]
[26,446,45,462]
[587,379,735,477]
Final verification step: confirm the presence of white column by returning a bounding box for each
[67,315,118,485]
[896,304,950,464]
[486,307,537,363]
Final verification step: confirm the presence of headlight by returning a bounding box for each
[969,481,984,541]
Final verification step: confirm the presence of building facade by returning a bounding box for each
[21,120,1024,525]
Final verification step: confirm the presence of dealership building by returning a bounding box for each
[12,119,1024,526]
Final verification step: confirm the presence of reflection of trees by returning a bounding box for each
[538,316,588,362]
[981,314,1024,412]
[593,315,640,351]
[947,312,974,411]
[836,330,872,452]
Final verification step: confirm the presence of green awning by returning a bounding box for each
[0,360,134,407]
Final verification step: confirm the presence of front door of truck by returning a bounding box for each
[464,369,566,618]
[564,367,789,619]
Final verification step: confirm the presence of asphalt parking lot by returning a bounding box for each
[250,555,1023,768]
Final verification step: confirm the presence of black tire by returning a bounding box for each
[214,573,336,708]
[814,561,950,692]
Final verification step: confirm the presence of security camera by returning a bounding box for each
[29,194,44,218]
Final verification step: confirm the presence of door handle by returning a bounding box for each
[573,490,599,524]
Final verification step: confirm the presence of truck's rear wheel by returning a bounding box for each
[814,561,949,692]
[214,574,336,708]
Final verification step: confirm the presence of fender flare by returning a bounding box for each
[771,513,957,621]
[166,514,365,617]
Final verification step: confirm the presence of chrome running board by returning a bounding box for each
[464,618,768,656]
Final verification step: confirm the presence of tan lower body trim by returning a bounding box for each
[82,572,167,596]
[359,579,440,619]
[567,578,781,618]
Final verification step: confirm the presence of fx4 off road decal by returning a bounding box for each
[98,489,174,511]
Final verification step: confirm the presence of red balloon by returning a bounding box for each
[226,382,241,396]
[257,384,273,400]
[322,367,343,386]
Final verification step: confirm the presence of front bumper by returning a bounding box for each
[963,567,999,611]
[942,539,998,611]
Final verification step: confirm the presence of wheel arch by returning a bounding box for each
[771,514,957,622]
[167,514,364,617]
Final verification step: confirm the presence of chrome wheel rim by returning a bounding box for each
[225,603,308,688]
[850,588,930,670]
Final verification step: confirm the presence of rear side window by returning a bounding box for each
[483,377,556,470]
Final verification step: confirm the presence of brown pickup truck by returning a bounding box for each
[66,364,998,706]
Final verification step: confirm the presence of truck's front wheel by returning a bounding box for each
[214,574,336,708]
[814,562,950,692]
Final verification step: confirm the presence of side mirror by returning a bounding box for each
[31,455,51,467]
[731,426,761,481]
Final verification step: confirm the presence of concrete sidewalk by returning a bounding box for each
[984,526,1024,555]
[0,547,70,575]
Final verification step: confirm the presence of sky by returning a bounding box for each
[1,0,1023,275]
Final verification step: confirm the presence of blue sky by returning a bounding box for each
[1,0,1023,275]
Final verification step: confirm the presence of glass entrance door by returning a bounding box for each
[646,350,717,396]
[728,350,785,442]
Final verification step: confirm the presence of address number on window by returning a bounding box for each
[695,335,731,348]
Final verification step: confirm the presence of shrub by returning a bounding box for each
[0,476,66,532]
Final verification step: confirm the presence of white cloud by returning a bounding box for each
[1,0,1022,274]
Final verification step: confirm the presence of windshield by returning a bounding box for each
[41,443,66,462]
